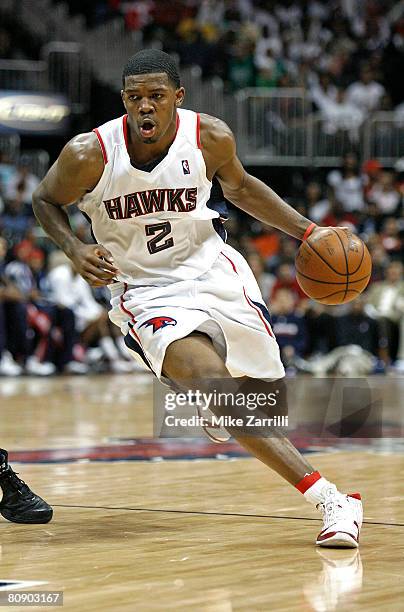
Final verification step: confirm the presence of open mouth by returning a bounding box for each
[139,119,156,138]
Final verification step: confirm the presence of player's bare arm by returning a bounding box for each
[32,132,119,286]
[200,114,314,241]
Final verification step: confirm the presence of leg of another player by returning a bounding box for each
[162,333,363,547]
[0,449,53,524]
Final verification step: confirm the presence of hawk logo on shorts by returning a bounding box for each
[181,160,190,175]
[139,316,177,334]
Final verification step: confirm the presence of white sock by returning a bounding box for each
[304,477,338,506]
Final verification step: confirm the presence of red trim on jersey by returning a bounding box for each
[196,113,202,148]
[176,112,180,135]
[220,251,238,273]
[119,283,142,346]
[242,288,274,338]
[119,284,159,374]
[93,128,108,164]
[295,470,321,494]
[123,114,129,150]
[220,251,274,338]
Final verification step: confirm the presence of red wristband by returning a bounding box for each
[302,222,317,241]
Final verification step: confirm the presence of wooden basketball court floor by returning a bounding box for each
[1,373,403,612]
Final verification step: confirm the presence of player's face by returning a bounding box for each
[121,73,184,144]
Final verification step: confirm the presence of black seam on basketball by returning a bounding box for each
[330,228,349,300]
[350,238,365,275]
[296,270,371,285]
[315,289,361,300]
[304,239,346,276]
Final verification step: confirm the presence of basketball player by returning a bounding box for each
[32,50,362,547]
[0,448,53,523]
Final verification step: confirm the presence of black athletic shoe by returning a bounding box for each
[0,449,53,524]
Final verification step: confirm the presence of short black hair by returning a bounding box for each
[122,49,181,88]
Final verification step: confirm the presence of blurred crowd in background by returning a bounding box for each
[53,0,404,109]
[0,0,403,377]
[3,0,402,107]
[0,150,403,377]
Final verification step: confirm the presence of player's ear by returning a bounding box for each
[121,90,127,110]
[175,87,185,107]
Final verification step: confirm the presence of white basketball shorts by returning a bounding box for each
[108,244,285,381]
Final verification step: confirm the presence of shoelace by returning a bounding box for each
[318,487,349,528]
[0,468,30,494]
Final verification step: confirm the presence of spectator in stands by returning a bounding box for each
[227,40,256,91]
[367,170,402,218]
[304,301,336,356]
[5,242,56,375]
[46,254,134,373]
[254,33,285,88]
[294,300,379,377]
[345,64,385,115]
[196,0,225,29]
[245,251,275,303]
[4,160,40,208]
[312,85,365,141]
[271,288,308,367]
[310,71,337,107]
[365,261,404,365]
[174,19,215,75]
[0,153,15,196]
[254,25,282,69]
[360,202,381,237]
[250,223,280,263]
[0,188,34,249]
[327,151,365,213]
[362,158,382,198]
[379,217,403,260]
[267,235,297,272]
[270,262,305,303]
[322,195,359,231]
[27,248,88,374]
[336,297,380,356]
[382,18,404,107]
[368,243,390,283]
[0,236,23,375]
[305,180,330,224]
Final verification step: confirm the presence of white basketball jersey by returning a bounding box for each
[78,108,223,286]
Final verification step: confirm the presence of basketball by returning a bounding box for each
[295,227,372,305]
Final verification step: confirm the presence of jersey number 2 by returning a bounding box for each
[145,222,174,255]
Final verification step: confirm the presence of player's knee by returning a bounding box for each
[163,334,229,383]
[164,353,229,384]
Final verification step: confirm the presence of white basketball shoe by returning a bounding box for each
[316,488,363,548]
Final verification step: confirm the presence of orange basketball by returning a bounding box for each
[295,227,372,305]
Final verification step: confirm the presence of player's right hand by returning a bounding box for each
[69,244,120,287]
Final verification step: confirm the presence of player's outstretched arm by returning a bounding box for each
[32,133,119,286]
[200,115,314,241]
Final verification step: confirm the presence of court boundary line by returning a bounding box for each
[51,504,404,527]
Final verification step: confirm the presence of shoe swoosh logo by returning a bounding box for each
[319,524,337,535]
[317,531,358,542]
